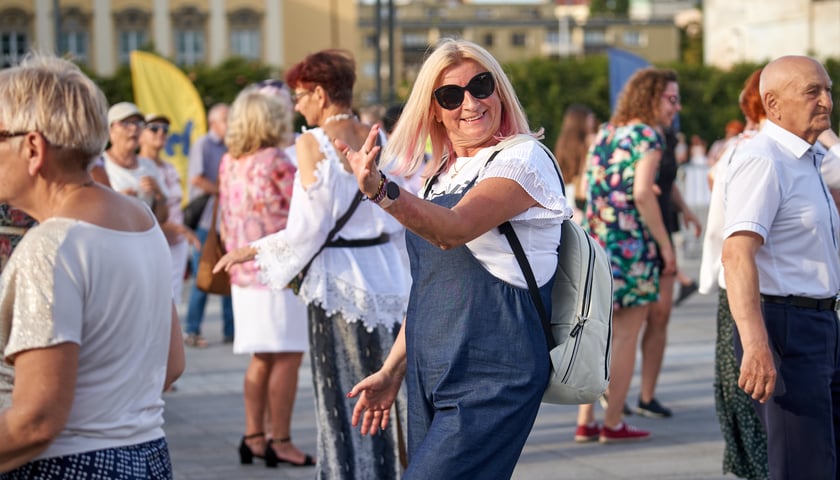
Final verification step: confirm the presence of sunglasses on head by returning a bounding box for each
[433,72,496,110]
[147,124,169,134]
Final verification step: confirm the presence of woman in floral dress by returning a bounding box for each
[0,205,36,273]
[576,68,680,443]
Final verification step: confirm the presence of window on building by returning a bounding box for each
[0,8,29,68]
[402,32,427,48]
[114,8,150,64]
[172,7,207,66]
[365,33,378,49]
[584,29,606,46]
[483,33,494,47]
[623,30,647,47]
[58,8,90,65]
[229,9,261,60]
[511,33,527,47]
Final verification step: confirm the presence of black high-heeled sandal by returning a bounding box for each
[266,437,316,467]
[238,432,266,465]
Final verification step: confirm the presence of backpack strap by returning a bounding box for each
[498,220,557,351]
[482,140,568,353]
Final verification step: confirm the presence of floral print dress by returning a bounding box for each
[584,123,663,309]
[0,205,36,274]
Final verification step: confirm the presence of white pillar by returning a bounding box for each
[154,0,171,58]
[209,0,226,65]
[265,0,283,68]
[34,0,54,53]
[93,0,114,75]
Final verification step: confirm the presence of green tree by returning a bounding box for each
[588,0,630,16]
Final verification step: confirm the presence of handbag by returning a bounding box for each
[195,195,231,295]
[182,193,210,230]
[287,191,365,294]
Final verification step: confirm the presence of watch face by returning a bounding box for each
[386,180,400,200]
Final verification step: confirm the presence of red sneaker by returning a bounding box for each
[574,423,600,443]
[599,422,650,444]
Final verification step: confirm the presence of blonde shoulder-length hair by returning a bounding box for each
[381,38,539,178]
[225,85,294,159]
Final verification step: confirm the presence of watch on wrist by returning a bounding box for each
[385,180,400,201]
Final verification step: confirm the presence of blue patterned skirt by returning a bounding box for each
[0,437,172,480]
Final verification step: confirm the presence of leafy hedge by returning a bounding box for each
[505,56,840,150]
[86,53,840,150]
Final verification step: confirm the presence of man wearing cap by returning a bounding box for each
[103,102,169,224]
[722,55,840,479]
[184,103,233,347]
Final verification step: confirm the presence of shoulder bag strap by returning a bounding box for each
[296,189,365,279]
[297,133,383,277]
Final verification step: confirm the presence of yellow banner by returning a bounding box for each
[130,51,206,206]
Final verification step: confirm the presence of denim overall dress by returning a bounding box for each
[403,173,552,479]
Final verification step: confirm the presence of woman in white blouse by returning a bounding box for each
[214,50,410,479]
[0,54,183,478]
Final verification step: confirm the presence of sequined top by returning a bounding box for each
[0,217,173,459]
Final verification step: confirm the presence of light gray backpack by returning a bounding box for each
[493,138,613,405]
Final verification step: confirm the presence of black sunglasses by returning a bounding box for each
[147,124,169,134]
[433,72,496,110]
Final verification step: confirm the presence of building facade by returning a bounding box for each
[3,0,684,106]
[357,0,679,104]
[703,0,840,69]
[1,0,358,76]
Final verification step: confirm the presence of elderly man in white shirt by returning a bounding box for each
[721,55,840,480]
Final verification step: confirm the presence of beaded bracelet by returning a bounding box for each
[369,171,388,203]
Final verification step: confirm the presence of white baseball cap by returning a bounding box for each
[107,102,143,125]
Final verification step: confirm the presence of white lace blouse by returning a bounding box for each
[253,128,410,330]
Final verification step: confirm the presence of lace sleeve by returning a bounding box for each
[252,161,336,290]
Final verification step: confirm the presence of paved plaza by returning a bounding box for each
[165,255,736,479]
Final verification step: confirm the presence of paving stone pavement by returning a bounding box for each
[165,255,737,479]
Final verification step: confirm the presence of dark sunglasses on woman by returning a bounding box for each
[434,72,495,110]
[147,124,169,134]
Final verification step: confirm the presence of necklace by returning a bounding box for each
[450,157,472,177]
[322,112,355,125]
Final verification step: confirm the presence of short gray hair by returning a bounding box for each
[0,53,108,165]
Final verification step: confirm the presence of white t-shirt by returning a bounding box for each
[103,154,167,208]
[0,216,173,459]
[425,137,572,288]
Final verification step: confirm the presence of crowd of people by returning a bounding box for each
[0,41,838,480]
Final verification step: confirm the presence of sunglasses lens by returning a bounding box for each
[468,73,495,99]
[435,86,464,110]
[149,125,169,134]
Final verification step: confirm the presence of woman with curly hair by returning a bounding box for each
[554,103,597,220]
[576,67,680,443]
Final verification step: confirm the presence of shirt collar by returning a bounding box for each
[208,130,224,144]
[762,120,815,160]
